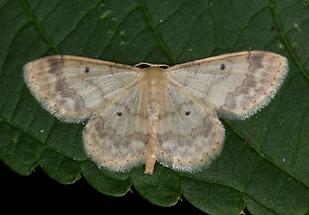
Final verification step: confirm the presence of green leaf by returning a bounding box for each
[182,176,244,215]
[0,0,308,214]
[82,161,132,197]
[40,149,81,184]
[131,165,181,206]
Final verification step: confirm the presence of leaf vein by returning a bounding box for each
[138,0,175,64]
[225,121,308,189]
[231,6,269,49]
[182,175,281,215]
[269,0,309,81]
[18,0,60,54]
[174,7,208,61]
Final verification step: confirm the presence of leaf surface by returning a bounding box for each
[0,0,308,214]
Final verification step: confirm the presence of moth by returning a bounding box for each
[23,51,288,174]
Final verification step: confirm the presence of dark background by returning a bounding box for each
[1,161,207,214]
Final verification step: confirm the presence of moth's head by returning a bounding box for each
[135,62,169,69]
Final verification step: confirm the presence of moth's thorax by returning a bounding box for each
[141,67,167,88]
[141,67,167,117]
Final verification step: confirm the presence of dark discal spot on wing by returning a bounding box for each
[85,67,90,73]
[220,63,226,70]
[160,100,195,118]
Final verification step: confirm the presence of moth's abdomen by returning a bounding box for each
[141,67,167,118]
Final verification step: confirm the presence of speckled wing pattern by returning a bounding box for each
[23,51,288,174]
[157,83,225,171]
[23,55,141,122]
[166,51,288,119]
[24,55,149,171]
[156,50,288,171]
[83,86,148,171]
